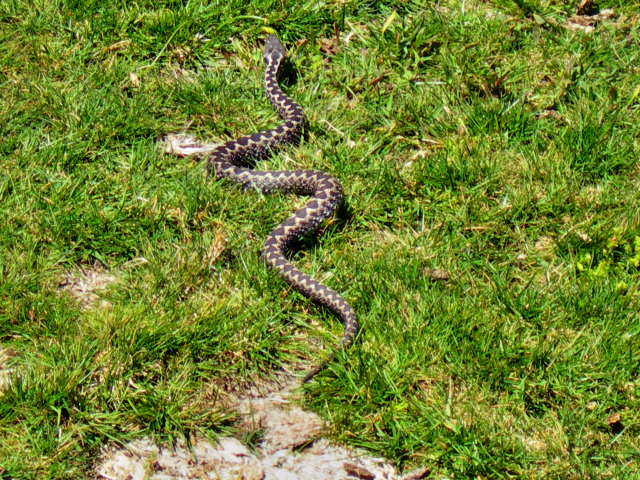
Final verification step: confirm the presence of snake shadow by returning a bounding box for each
[279,55,300,89]
[278,56,314,145]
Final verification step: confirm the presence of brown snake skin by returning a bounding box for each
[207,36,358,382]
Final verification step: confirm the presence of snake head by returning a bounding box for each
[264,35,286,64]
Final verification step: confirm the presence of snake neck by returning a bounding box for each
[207,51,304,171]
[264,56,305,130]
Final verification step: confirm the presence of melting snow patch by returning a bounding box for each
[98,378,429,480]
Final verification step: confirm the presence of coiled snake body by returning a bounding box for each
[207,36,357,382]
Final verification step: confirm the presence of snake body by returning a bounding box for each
[207,36,357,382]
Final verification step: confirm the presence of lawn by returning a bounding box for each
[1,0,640,477]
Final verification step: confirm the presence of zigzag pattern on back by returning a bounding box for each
[207,35,358,382]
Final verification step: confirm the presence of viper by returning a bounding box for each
[207,36,357,382]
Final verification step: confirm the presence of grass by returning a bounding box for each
[1,0,640,477]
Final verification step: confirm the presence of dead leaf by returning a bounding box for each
[129,72,139,88]
[576,232,591,243]
[538,109,561,120]
[344,462,376,480]
[607,413,621,425]
[401,467,431,480]
[607,413,624,435]
[382,10,397,33]
[426,269,450,282]
[368,75,386,87]
[107,39,131,52]
[319,38,340,56]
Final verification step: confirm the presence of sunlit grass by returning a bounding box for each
[1,0,639,477]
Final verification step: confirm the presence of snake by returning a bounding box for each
[206,35,357,382]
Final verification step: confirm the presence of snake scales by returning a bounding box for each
[207,36,357,382]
